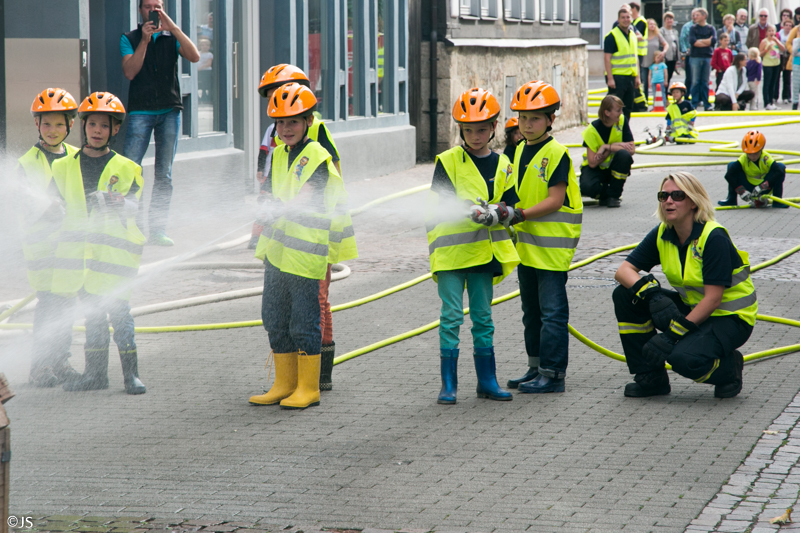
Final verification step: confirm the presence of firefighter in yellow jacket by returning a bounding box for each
[426,88,521,404]
[249,83,350,410]
[52,92,147,395]
[613,172,756,398]
[17,88,81,387]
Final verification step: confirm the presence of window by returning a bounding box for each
[540,0,565,22]
[481,0,499,19]
[504,0,535,21]
[308,0,328,118]
[460,0,480,18]
[579,0,601,47]
[569,0,579,22]
[195,0,222,134]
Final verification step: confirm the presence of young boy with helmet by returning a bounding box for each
[52,92,147,395]
[718,130,787,208]
[489,81,583,394]
[664,82,697,141]
[579,95,635,208]
[250,63,355,392]
[248,83,349,410]
[426,87,521,405]
[502,117,523,161]
[17,88,81,387]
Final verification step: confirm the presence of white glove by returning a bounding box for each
[477,203,502,227]
[469,203,488,222]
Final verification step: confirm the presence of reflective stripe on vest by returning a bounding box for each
[738,152,775,186]
[17,143,78,292]
[513,140,583,271]
[656,221,757,326]
[633,16,648,56]
[667,103,698,138]
[607,27,639,76]
[50,152,145,299]
[426,147,520,284]
[255,141,345,280]
[581,116,625,169]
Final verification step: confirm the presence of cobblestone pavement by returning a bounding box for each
[3,85,800,532]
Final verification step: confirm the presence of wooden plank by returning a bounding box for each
[0,427,9,533]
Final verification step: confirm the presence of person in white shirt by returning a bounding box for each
[715,54,755,110]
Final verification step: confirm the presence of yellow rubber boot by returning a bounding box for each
[280,353,321,410]
[249,352,298,405]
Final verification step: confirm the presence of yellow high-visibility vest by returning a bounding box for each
[737,152,776,186]
[581,116,625,169]
[254,141,346,280]
[633,16,648,57]
[606,26,639,77]
[667,103,698,138]
[513,139,583,271]
[425,147,520,284]
[16,143,78,292]
[656,221,757,326]
[51,151,145,300]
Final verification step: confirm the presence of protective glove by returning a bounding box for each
[649,295,685,333]
[629,274,662,302]
[477,203,503,227]
[736,186,751,203]
[469,203,490,224]
[751,181,770,199]
[667,315,698,339]
[641,316,697,368]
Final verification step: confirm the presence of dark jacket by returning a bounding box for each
[123,26,182,112]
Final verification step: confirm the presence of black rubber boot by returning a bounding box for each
[29,364,59,388]
[712,350,743,399]
[53,356,81,385]
[624,368,670,397]
[507,367,539,389]
[120,346,146,395]
[63,348,109,391]
[319,342,335,391]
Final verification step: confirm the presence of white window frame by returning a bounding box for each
[569,0,579,23]
[460,0,480,19]
[579,0,602,49]
[504,0,536,22]
[481,0,500,19]
[540,0,565,24]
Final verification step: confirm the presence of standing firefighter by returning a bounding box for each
[249,83,350,410]
[17,88,81,387]
[426,88,521,405]
[53,92,147,395]
[613,172,756,398]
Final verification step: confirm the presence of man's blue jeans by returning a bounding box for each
[518,265,569,379]
[689,57,712,109]
[122,110,181,235]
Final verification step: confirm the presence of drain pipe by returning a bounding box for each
[429,0,439,161]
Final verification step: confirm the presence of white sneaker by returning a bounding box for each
[766,104,777,110]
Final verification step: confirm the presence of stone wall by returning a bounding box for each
[418,41,588,161]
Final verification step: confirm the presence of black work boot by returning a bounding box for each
[29,364,59,388]
[319,342,335,391]
[624,368,670,397]
[713,350,743,399]
[63,348,110,391]
[119,347,146,395]
[53,356,81,385]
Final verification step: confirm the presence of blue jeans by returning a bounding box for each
[518,265,569,378]
[689,57,712,109]
[436,270,494,350]
[261,261,322,354]
[122,110,181,235]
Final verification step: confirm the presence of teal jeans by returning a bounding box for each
[437,270,494,350]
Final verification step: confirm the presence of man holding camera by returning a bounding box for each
[121,0,199,246]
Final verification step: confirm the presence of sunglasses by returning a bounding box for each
[657,190,687,202]
[760,14,768,17]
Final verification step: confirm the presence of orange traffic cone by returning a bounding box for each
[652,83,665,112]
[708,79,715,99]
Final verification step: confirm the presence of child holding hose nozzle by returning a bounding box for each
[425,88,521,404]
[249,83,351,410]
[718,130,787,208]
[613,172,756,398]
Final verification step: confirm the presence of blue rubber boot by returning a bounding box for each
[518,373,565,393]
[474,347,512,401]
[437,348,458,405]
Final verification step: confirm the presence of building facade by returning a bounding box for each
[1,0,415,188]
[412,0,588,161]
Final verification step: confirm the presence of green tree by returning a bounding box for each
[714,0,748,20]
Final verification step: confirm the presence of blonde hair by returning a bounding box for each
[598,95,624,124]
[646,18,660,37]
[723,13,734,24]
[748,47,761,62]
[655,172,716,225]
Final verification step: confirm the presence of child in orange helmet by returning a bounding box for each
[248,83,350,410]
[53,92,147,395]
[718,130,787,208]
[16,88,81,387]
[251,64,354,392]
[501,81,583,394]
[425,88,521,405]
[502,117,524,160]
